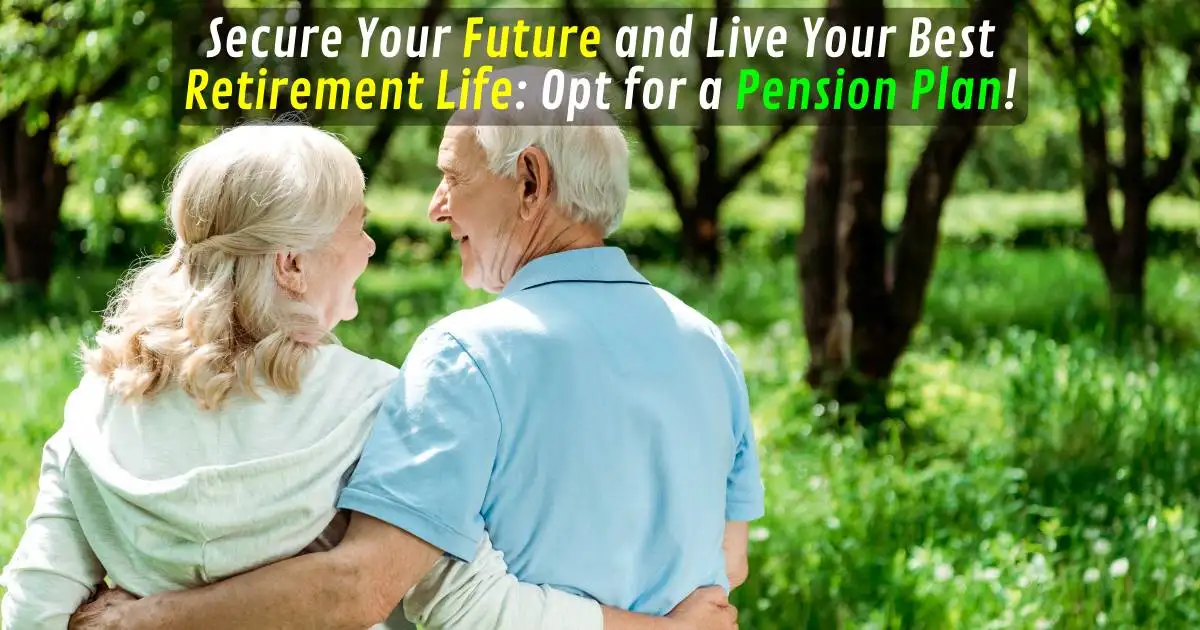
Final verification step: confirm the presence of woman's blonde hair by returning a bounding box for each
[84,123,365,411]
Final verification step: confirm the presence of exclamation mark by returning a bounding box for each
[1005,68,1016,110]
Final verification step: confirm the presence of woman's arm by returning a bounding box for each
[1,431,106,630]
[403,534,713,630]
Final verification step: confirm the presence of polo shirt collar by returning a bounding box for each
[500,246,650,296]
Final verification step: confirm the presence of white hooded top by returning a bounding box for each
[1,345,601,630]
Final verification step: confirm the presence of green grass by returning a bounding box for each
[4,239,1200,627]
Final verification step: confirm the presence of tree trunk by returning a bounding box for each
[679,200,721,276]
[0,104,69,298]
[1113,37,1149,318]
[1068,4,1196,323]
[799,0,1016,425]
[799,0,891,417]
[800,106,846,389]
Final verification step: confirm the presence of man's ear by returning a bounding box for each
[516,147,553,220]
[274,251,306,297]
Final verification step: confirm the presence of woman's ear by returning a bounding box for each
[516,147,553,221]
[274,251,306,297]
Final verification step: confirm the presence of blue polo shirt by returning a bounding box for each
[338,246,764,615]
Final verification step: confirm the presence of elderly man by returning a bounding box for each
[69,69,764,630]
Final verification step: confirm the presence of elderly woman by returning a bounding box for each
[0,123,726,630]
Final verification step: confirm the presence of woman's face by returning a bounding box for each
[303,203,376,330]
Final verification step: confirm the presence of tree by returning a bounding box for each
[0,1,155,297]
[0,0,449,298]
[358,0,450,181]
[564,0,802,276]
[1027,0,1200,319]
[799,0,1018,422]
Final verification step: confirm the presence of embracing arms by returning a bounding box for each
[67,511,732,630]
[68,512,438,630]
[66,327,737,630]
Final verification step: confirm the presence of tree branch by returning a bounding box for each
[718,113,802,204]
[359,0,449,180]
[693,0,731,213]
[1146,45,1200,198]
[1071,27,1120,281]
[1022,2,1066,60]
[886,0,1017,359]
[0,111,18,197]
[1021,1,1075,79]
[83,62,135,104]
[563,0,687,213]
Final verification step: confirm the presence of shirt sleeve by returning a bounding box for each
[1,430,106,630]
[721,342,766,522]
[337,327,502,562]
[403,533,603,630]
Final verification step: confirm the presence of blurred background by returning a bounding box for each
[2,0,1200,628]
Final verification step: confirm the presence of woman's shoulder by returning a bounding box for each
[309,344,400,388]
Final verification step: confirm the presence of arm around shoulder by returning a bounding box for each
[404,533,603,630]
[69,512,441,630]
[405,534,704,630]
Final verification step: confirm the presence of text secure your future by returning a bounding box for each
[202,14,998,61]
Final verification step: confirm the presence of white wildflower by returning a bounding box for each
[1109,558,1129,578]
[934,563,954,582]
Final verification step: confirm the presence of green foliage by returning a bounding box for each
[4,233,1200,627]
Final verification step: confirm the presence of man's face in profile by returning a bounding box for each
[428,123,525,292]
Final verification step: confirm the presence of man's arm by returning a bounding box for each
[717,335,764,592]
[605,588,737,630]
[406,532,730,630]
[722,522,750,589]
[71,513,440,630]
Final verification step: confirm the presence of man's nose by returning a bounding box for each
[428,181,450,223]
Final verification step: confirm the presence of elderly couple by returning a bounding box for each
[1,87,764,630]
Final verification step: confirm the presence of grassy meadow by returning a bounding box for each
[3,191,1200,628]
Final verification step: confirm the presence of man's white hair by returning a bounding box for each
[453,66,630,236]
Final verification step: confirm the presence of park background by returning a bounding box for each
[2,0,1199,628]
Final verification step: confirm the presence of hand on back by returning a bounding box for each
[666,586,738,630]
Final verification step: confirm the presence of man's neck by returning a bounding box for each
[517,222,605,267]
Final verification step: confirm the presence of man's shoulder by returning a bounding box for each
[427,299,551,343]
[399,302,540,372]
[648,285,728,342]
